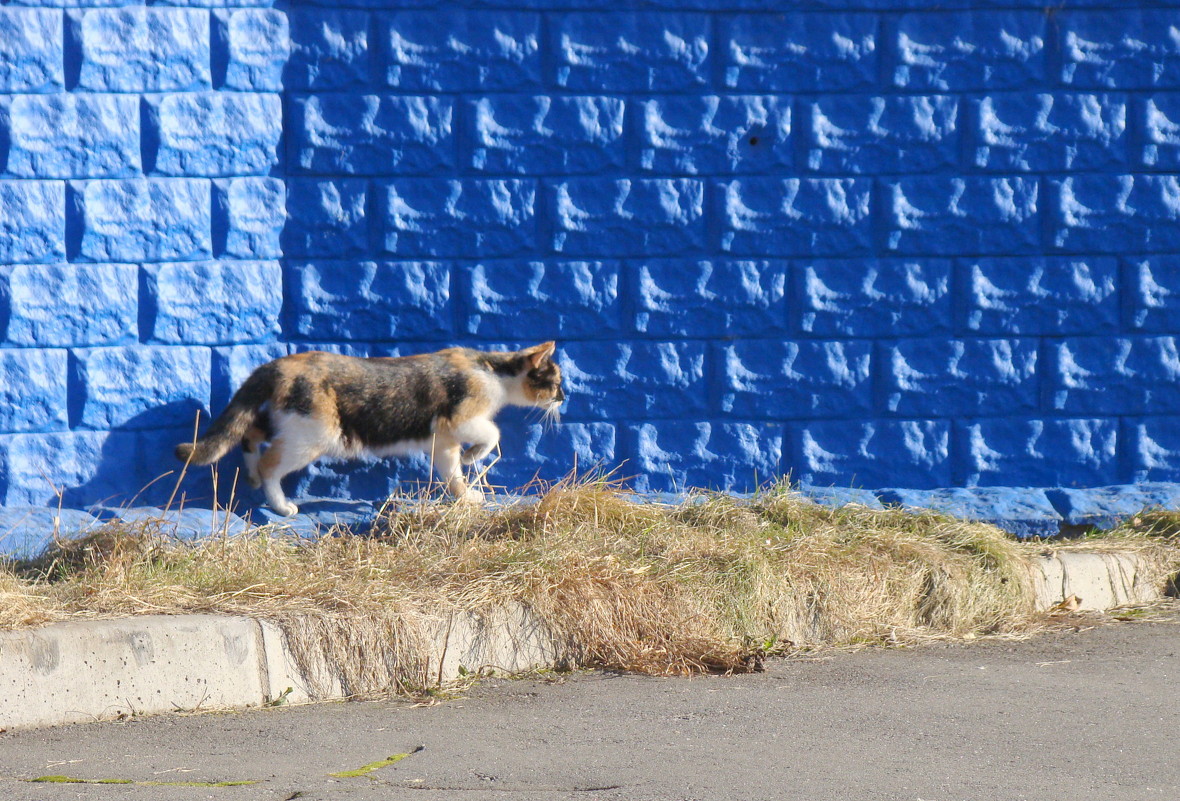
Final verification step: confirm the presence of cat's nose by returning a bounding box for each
[555,386,565,402]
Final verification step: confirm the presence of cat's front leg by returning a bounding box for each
[456,418,500,465]
[433,439,485,504]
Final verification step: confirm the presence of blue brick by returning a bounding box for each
[211,342,290,413]
[215,8,288,92]
[0,507,101,561]
[506,423,617,489]
[145,93,281,177]
[959,418,1118,487]
[0,8,62,93]
[70,179,210,263]
[636,259,787,337]
[287,261,451,341]
[895,12,1045,90]
[1128,418,1180,483]
[808,96,958,174]
[382,180,535,259]
[0,431,123,508]
[554,12,709,91]
[551,179,704,257]
[724,13,876,92]
[214,177,284,259]
[1050,336,1180,416]
[1051,175,1180,254]
[790,420,951,490]
[289,95,453,176]
[70,345,210,431]
[144,260,282,346]
[88,506,249,542]
[796,485,883,510]
[884,338,1038,417]
[884,177,1039,255]
[1129,257,1180,332]
[719,178,871,257]
[721,340,872,419]
[382,11,540,91]
[464,261,619,339]
[1,94,139,179]
[287,7,369,90]
[559,341,706,420]
[1061,11,1180,89]
[0,180,65,264]
[963,257,1118,336]
[1143,96,1180,169]
[0,263,136,348]
[0,348,67,433]
[638,96,792,175]
[469,96,625,174]
[1044,484,1180,529]
[974,94,1126,171]
[798,259,950,338]
[876,487,1061,539]
[318,189,422,259]
[627,422,783,493]
[72,8,211,92]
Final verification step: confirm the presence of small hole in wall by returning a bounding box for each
[748,136,760,146]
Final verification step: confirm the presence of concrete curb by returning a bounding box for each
[0,551,1168,730]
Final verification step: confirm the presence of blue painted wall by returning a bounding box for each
[2,0,1180,514]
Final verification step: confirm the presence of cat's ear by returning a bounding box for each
[522,341,556,369]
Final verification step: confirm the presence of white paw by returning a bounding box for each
[271,500,299,517]
[461,444,492,465]
[459,488,486,505]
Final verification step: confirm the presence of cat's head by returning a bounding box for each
[517,341,564,418]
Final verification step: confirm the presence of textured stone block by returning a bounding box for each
[1050,336,1180,416]
[798,259,951,338]
[287,7,369,90]
[559,341,706,420]
[884,177,1039,255]
[1051,175,1180,253]
[70,179,211,263]
[1044,483,1180,529]
[718,178,871,257]
[0,431,124,508]
[720,340,872,419]
[1129,257,1180,332]
[808,96,958,174]
[211,342,290,413]
[382,180,535,258]
[553,12,709,91]
[627,422,783,493]
[381,11,540,90]
[963,257,1118,335]
[1061,11,1180,89]
[895,12,1045,90]
[0,348,68,433]
[790,420,951,490]
[145,93,281,177]
[0,181,65,264]
[211,177,284,261]
[0,8,63,93]
[469,96,625,174]
[1128,418,1180,483]
[279,180,363,258]
[636,259,786,336]
[876,487,1061,539]
[974,94,1126,171]
[959,418,1118,487]
[796,485,883,510]
[144,261,282,345]
[70,345,210,431]
[724,13,876,91]
[289,95,453,175]
[510,423,617,488]
[0,263,136,348]
[286,261,450,341]
[215,8,288,91]
[464,261,619,338]
[1143,95,1180,169]
[72,8,211,92]
[0,508,101,561]
[1,94,140,178]
[551,179,704,257]
[883,338,1039,417]
[638,96,792,174]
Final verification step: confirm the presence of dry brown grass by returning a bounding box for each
[2,479,1179,693]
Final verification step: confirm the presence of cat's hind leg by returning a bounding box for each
[241,425,267,489]
[455,418,500,465]
[257,414,329,516]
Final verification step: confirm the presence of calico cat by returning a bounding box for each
[175,342,564,516]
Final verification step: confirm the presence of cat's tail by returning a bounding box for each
[175,364,277,465]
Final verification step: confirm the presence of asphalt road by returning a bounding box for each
[2,605,1178,801]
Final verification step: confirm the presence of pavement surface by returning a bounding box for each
[1,604,1178,801]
